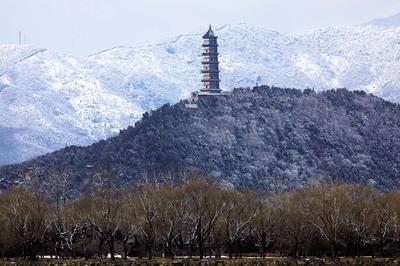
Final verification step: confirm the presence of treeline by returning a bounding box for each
[1,177,400,260]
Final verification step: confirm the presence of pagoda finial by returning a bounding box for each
[209,24,212,31]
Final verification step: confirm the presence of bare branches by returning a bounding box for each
[1,181,400,259]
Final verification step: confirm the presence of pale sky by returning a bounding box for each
[1,0,400,56]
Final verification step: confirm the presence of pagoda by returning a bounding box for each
[186,25,228,108]
[201,25,221,93]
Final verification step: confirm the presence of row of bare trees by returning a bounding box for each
[1,178,400,260]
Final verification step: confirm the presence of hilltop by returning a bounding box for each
[1,86,400,194]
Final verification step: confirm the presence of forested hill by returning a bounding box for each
[1,86,400,193]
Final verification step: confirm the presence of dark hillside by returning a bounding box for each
[1,86,400,193]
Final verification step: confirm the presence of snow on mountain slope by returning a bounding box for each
[366,13,400,27]
[296,26,400,101]
[0,46,144,165]
[1,23,400,165]
[90,24,312,99]
[92,23,400,104]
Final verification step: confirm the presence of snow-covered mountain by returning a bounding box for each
[1,23,400,165]
[366,12,400,27]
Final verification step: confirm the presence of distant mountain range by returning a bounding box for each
[2,87,400,194]
[2,15,400,165]
[366,12,400,27]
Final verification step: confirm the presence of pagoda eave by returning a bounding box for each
[201,52,219,56]
[201,79,220,82]
[201,61,219,65]
[202,44,219,48]
[201,70,220,73]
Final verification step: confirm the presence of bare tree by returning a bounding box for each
[0,188,51,260]
[154,186,183,258]
[127,186,159,259]
[180,180,227,259]
[372,192,396,256]
[251,191,276,257]
[340,185,376,257]
[300,184,346,257]
[43,167,81,258]
[221,190,254,258]
[84,171,123,260]
[274,192,315,257]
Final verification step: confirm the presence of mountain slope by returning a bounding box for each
[366,13,400,27]
[0,46,146,165]
[2,23,400,164]
[2,87,400,193]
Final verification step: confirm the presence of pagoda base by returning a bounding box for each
[195,90,230,96]
[185,90,230,108]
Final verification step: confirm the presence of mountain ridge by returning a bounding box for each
[2,23,400,165]
[366,12,400,27]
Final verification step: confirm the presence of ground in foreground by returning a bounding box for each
[1,257,400,266]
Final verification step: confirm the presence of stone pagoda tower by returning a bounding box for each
[200,25,221,93]
[186,25,227,108]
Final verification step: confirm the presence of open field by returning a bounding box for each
[1,257,400,266]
